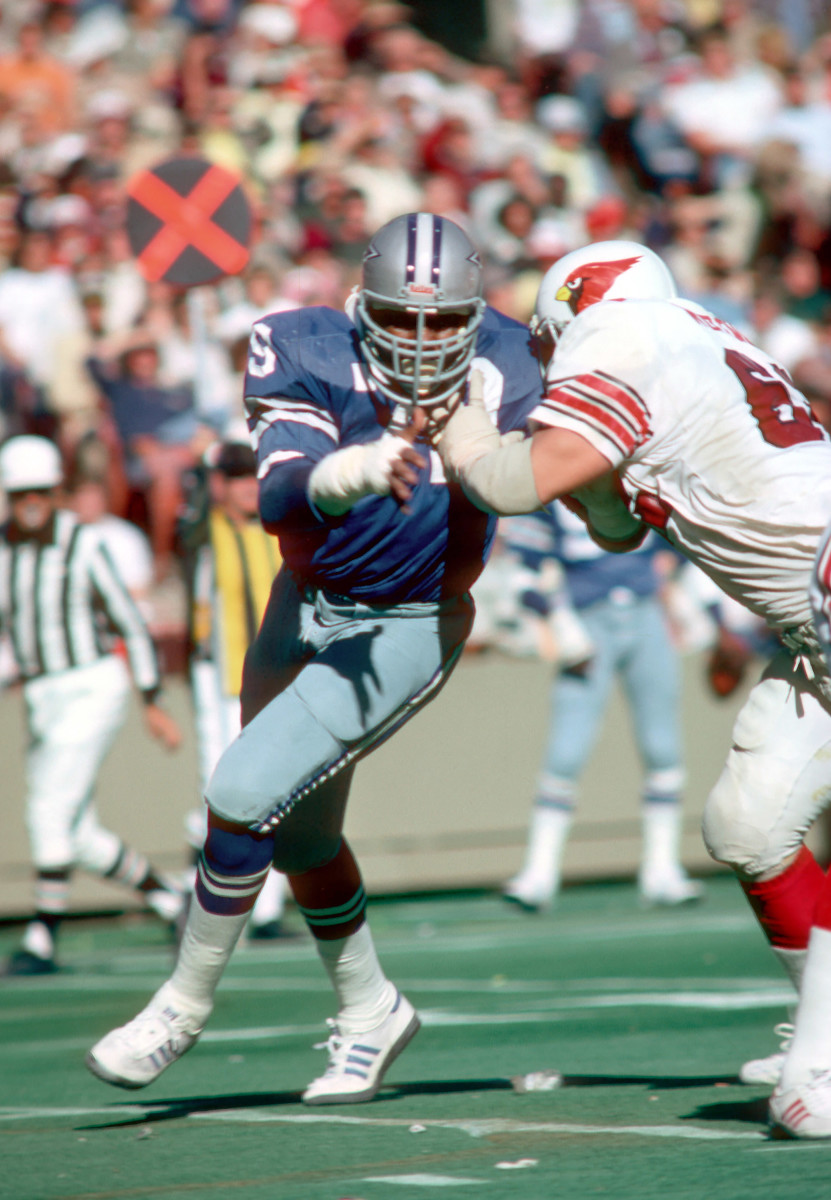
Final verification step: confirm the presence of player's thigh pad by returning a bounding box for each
[702,651,831,875]
[207,597,469,826]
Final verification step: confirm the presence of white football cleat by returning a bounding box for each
[769,1070,831,1138]
[302,990,420,1105]
[86,984,207,1089]
[638,867,704,907]
[145,885,187,924]
[501,873,555,913]
[739,1022,792,1086]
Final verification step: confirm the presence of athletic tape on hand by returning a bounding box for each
[308,434,411,515]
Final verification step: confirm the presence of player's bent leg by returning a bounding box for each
[702,663,831,1088]
[87,814,274,1088]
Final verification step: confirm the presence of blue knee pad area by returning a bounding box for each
[203,820,275,877]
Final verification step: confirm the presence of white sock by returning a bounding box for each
[641,800,684,878]
[771,945,806,995]
[250,870,287,927]
[314,922,396,1034]
[511,804,573,899]
[167,897,250,1022]
[780,926,831,1088]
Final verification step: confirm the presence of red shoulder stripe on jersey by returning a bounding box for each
[540,395,636,456]
[542,370,649,456]
[546,371,649,442]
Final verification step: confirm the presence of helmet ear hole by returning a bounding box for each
[356,212,485,410]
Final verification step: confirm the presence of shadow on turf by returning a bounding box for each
[683,1095,770,1126]
[79,1072,744,1131]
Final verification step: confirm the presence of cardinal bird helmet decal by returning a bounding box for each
[532,240,678,352]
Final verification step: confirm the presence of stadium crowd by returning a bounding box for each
[1,0,831,594]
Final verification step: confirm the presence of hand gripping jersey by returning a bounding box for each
[530,297,831,633]
[244,306,544,604]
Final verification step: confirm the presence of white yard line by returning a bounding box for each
[0,1105,764,1143]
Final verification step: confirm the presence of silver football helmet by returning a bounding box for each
[531,240,678,351]
[355,212,486,412]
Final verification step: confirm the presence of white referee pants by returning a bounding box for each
[23,655,130,872]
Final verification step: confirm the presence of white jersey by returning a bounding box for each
[530,297,831,633]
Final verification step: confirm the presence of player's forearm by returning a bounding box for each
[454,438,542,514]
[567,479,646,552]
[258,458,319,530]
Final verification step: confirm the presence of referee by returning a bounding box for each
[0,435,184,975]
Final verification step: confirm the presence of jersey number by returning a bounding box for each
[726,349,825,448]
[247,322,277,378]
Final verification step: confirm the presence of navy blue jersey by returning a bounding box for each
[244,305,544,603]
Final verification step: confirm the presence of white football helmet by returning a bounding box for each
[531,240,678,349]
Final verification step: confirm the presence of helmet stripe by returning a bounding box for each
[405,213,418,286]
[409,211,440,289]
[431,213,442,286]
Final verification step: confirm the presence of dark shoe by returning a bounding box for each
[3,949,59,976]
[247,920,301,941]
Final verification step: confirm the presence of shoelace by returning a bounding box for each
[773,1022,794,1050]
[313,1020,346,1074]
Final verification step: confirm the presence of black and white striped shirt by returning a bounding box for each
[0,510,160,692]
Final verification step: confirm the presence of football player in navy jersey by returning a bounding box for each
[86,213,546,1103]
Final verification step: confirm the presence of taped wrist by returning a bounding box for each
[308,436,408,515]
[460,437,541,515]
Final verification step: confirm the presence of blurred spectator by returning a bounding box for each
[154,290,238,435]
[780,245,831,321]
[0,18,78,135]
[537,93,617,214]
[86,328,200,580]
[659,22,784,190]
[0,226,84,440]
[213,261,298,344]
[48,286,112,456]
[764,63,831,215]
[750,277,820,371]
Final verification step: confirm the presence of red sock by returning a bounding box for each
[741,846,825,950]
[288,839,367,941]
[811,865,831,931]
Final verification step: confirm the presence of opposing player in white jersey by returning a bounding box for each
[433,240,831,1139]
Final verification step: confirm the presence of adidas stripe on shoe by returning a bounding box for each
[85,984,206,1089]
[302,989,420,1105]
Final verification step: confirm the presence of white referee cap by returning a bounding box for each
[0,436,63,493]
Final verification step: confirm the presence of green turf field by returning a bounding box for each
[2,873,829,1200]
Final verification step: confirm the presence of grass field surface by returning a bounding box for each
[2,873,829,1200]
